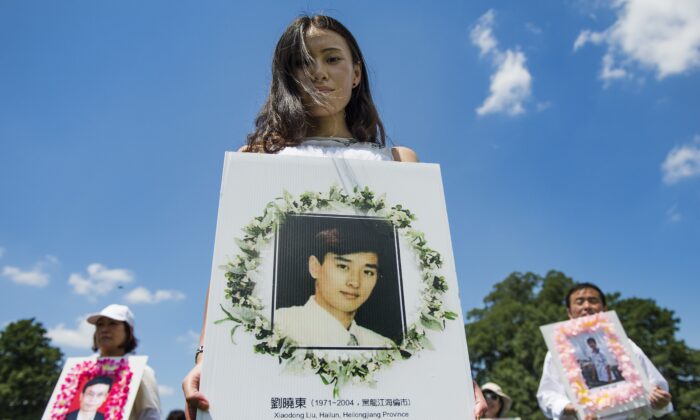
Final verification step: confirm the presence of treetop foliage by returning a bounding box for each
[0,318,63,420]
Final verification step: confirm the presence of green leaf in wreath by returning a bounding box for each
[228,324,240,344]
[420,314,444,331]
[444,311,458,320]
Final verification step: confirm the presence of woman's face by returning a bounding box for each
[95,317,128,357]
[484,391,503,418]
[295,26,361,128]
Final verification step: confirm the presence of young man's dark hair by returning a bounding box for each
[310,220,392,267]
[83,376,113,392]
[564,282,606,309]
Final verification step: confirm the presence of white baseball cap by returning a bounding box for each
[87,304,135,328]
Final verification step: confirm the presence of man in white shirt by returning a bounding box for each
[587,337,612,385]
[274,226,393,348]
[536,283,673,420]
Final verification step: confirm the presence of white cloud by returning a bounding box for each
[476,50,532,116]
[47,316,94,349]
[525,22,543,35]
[158,385,175,397]
[2,266,48,287]
[1,255,57,287]
[573,29,606,50]
[176,329,201,350]
[666,204,682,223]
[662,137,700,184]
[536,101,552,112]
[471,10,534,116]
[124,286,185,305]
[600,52,627,83]
[470,10,498,56]
[69,263,134,301]
[574,0,700,82]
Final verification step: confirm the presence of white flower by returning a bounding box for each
[303,358,314,370]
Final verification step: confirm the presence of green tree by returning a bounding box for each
[0,318,63,420]
[465,271,700,419]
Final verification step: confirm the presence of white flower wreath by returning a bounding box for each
[217,185,457,397]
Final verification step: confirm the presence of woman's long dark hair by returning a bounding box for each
[247,15,385,153]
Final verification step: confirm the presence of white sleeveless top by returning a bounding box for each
[275,137,394,161]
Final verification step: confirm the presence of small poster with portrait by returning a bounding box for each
[42,356,148,420]
[540,311,653,419]
[199,152,475,419]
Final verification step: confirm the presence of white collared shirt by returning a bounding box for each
[537,340,673,419]
[274,296,393,348]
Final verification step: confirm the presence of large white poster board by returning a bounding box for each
[540,311,653,419]
[42,355,148,420]
[200,152,475,419]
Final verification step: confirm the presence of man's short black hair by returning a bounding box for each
[586,337,597,344]
[311,220,393,266]
[82,376,113,393]
[565,282,606,308]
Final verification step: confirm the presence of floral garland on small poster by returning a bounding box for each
[50,358,133,420]
[555,312,646,415]
[218,185,457,396]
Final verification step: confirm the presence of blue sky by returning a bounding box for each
[2,0,699,414]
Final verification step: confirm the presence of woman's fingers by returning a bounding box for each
[472,381,487,419]
[182,364,209,420]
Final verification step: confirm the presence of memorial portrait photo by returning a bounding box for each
[569,332,625,389]
[65,376,112,420]
[272,214,405,348]
[42,356,149,420]
[201,153,476,418]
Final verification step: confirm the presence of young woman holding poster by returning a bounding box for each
[182,15,487,419]
[88,304,162,420]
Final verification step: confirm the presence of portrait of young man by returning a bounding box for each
[273,215,404,348]
[65,376,113,420]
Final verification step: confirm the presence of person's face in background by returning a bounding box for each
[483,390,503,418]
[95,317,128,356]
[310,252,378,322]
[79,382,109,412]
[567,287,606,319]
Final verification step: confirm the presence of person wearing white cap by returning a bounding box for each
[87,304,161,420]
[481,382,512,419]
